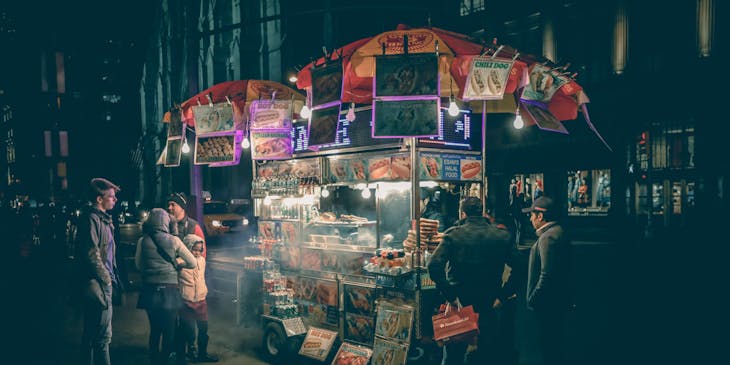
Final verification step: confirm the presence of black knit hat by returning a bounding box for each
[167,192,188,210]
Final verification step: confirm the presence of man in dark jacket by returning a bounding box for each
[523,196,572,365]
[167,192,207,257]
[428,197,513,365]
[75,178,120,365]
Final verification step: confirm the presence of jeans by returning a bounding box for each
[81,284,113,365]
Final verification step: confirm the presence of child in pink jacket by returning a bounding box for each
[176,234,218,363]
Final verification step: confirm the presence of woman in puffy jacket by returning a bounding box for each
[135,208,196,365]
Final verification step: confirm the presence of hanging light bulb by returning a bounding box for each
[361,188,371,199]
[241,136,250,149]
[181,140,191,154]
[321,187,330,198]
[448,96,460,117]
[300,105,311,119]
[345,103,356,122]
[513,110,524,129]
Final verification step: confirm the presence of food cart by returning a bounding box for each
[247,102,485,362]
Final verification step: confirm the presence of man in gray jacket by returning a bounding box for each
[428,197,513,365]
[75,178,120,365]
[523,196,573,365]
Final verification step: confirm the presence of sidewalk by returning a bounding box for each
[10,254,270,365]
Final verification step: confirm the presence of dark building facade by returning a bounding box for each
[140,0,726,237]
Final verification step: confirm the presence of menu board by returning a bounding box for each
[373,98,440,138]
[375,53,439,97]
[308,104,341,148]
[311,61,344,107]
[292,107,399,153]
[417,108,476,151]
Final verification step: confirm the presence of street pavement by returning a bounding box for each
[7,233,708,365]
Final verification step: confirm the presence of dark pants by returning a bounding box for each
[441,298,499,365]
[81,284,113,365]
[145,308,178,364]
[177,318,210,357]
[535,307,567,365]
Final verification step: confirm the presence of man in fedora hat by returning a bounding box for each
[523,196,573,365]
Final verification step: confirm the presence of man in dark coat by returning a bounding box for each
[428,197,513,365]
[523,196,572,365]
[76,178,121,365]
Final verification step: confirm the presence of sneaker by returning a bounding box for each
[196,353,219,363]
[186,346,198,361]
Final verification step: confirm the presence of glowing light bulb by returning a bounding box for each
[448,100,460,116]
[181,140,190,153]
[513,113,524,129]
[300,105,311,119]
[288,75,298,83]
[321,188,330,198]
[241,137,250,149]
[345,103,356,122]
[361,188,371,199]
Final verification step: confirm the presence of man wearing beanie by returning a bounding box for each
[167,192,207,257]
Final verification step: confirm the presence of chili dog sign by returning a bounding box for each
[420,153,482,181]
[463,58,514,101]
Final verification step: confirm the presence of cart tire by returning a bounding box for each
[263,322,287,359]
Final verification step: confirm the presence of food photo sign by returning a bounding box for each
[372,337,409,365]
[331,342,373,365]
[250,130,292,160]
[374,301,414,343]
[463,57,514,100]
[192,102,237,134]
[521,63,571,103]
[299,327,338,361]
[249,99,293,130]
[419,152,482,181]
[194,135,238,165]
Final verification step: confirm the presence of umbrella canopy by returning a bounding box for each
[296,24,587,120]
[163,80,305,128]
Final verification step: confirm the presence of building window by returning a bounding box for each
[460,0,485,16]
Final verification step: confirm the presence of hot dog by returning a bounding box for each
[461,161,481,179]
[390,156,410,180]
[368,158,390,179]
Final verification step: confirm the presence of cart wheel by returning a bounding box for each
[263,322,287,359]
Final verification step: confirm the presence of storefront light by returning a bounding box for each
[513,111,524,129]
[448,96,460,117]
[300,105,311,119]
[346,103,356,122]
[361,188,372,199]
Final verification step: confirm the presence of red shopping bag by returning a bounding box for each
[432,304,479,344]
